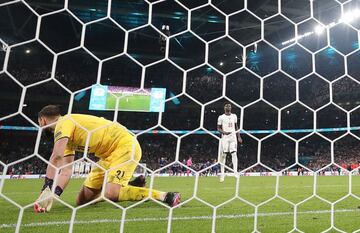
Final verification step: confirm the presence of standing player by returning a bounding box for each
[217,102,243,182]
[34,105,180,212]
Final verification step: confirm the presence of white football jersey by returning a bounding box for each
[217,113,237,136]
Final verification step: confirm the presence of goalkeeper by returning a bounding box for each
[34,105,180,212]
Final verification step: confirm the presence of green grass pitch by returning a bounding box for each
[1,176,360,233]
[106,93,150,112]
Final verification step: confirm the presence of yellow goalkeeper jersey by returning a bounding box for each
[53,114,134,159]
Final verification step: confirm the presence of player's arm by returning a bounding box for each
[46,137,70,179]
[42,138,74,194]
[44,118,76,190]
[55,152,74,191]
[217,124,224,135]
[217,124,230,135]
[35,138,74,213]
[217,116,229,135]
[235,123,243,144]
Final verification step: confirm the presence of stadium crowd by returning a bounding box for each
[1,130,360,176]
[1,60,360,176]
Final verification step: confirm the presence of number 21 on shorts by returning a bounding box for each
[115,170,125,180]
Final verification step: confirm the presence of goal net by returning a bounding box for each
[1,0,360,232]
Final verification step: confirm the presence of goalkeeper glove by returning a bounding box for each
[34,177,63,213]
[34,187,53,213]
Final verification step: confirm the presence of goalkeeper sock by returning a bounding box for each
[118,186,166,202]
[219,153,227,176]
[231,152,238,173]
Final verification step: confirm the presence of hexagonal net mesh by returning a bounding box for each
[1,0,360,232]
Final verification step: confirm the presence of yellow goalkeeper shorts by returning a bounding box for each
[83,141,142,190]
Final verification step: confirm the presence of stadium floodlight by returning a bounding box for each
[283,8,360,46]
[314,25,325,35]
[340,9,360,23]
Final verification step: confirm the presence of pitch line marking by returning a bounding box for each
[1,208,360,229]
